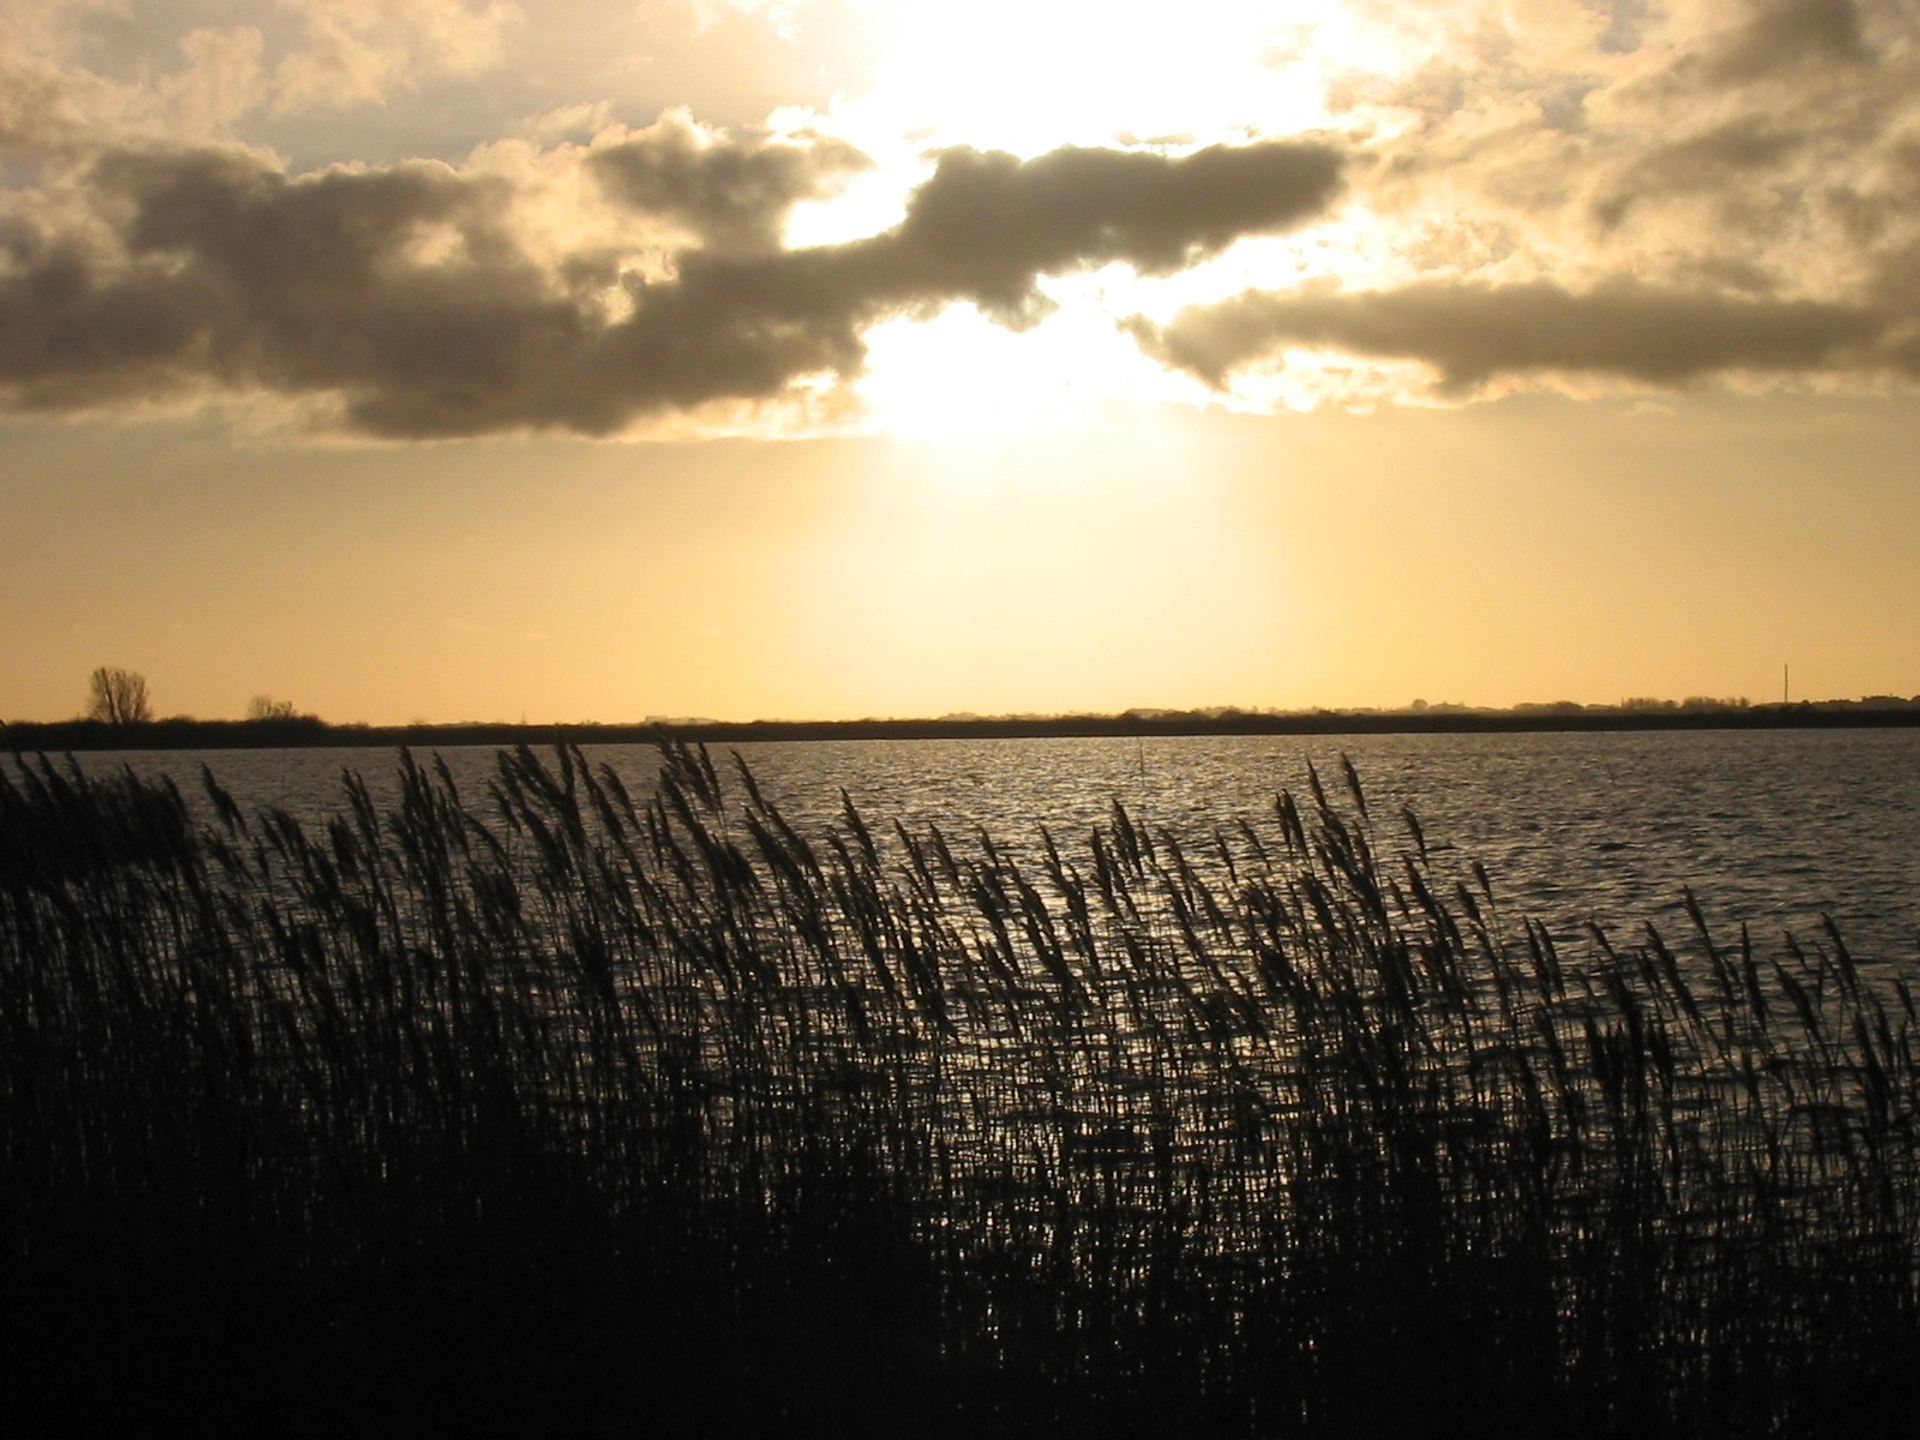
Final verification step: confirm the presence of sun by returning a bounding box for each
[843,0,1411,155]
[850,273,1200,439]
[780,1,1423,438]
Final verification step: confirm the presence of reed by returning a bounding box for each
[3,742,1917,1437]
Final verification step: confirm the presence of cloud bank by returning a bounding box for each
[0,135,1344,436]
[1135,280,1888,392]
[7,0,1920,433]
[1122,0,1920,400]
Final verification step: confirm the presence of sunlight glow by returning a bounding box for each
[852,277,1195,440]
[773,3,1433,435]
[863,3,1212,152]
[844,1,1412,153]
[853,308,1101,439]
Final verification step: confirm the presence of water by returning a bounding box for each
[32,726,1920,966]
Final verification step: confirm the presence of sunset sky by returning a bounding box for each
[5,0,1919,724]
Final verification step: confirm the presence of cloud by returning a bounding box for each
[0,20,270,158]
[1137,278,1886,391]
[516,100,616,143]
[1707,0,1871,85]
[0,50,85,156]
[0,147,580,426]
[0,135,1346,436]
[1593,119,1807,228]
[271,0,523,113]
[588,111,870,254]
[1590,0,1653,54]
[15,3,1916,437]
[1308,1,1920,351]
[879,142,1346,322]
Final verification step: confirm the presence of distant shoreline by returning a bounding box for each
[7,702,1920,753]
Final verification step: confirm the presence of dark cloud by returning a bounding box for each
[870,141,1346,322]
[0,230,218,410]
[1825,136,1920,245]
[0,58,81,156]
[1538,82,1595,133]
[0,135,1345,436]
[1137,279,1886,391]
[539,139,1346,432]
[588,119,871,255]
[1708,0,1871,85]
[0,147,597,431]
[1590,0,1653,55]
[1593,120,1807,228]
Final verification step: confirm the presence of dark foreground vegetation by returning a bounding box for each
[5,744,1918,1436]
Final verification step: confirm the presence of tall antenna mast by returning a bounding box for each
[1783,662,1790,705]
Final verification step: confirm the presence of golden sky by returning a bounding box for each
[4,0,1918,722]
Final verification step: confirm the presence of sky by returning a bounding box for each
[4,0,1919,724]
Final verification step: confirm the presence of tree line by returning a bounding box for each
[80,667,305,726]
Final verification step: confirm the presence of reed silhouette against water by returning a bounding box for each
[4,742,1917,1436]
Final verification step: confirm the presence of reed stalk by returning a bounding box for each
[3,741,1917,1437]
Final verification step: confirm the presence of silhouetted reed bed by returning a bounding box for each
[5,742,1918,1436]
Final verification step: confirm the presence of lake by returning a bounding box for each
[37,726,1920,968]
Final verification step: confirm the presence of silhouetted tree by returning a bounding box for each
[86,667,152,725]
[247,695,298,721]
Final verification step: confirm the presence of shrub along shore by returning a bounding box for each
[7,696,1920,754]
[4,742,1918,1436]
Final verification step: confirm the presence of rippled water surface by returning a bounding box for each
[45,727,1920,965]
